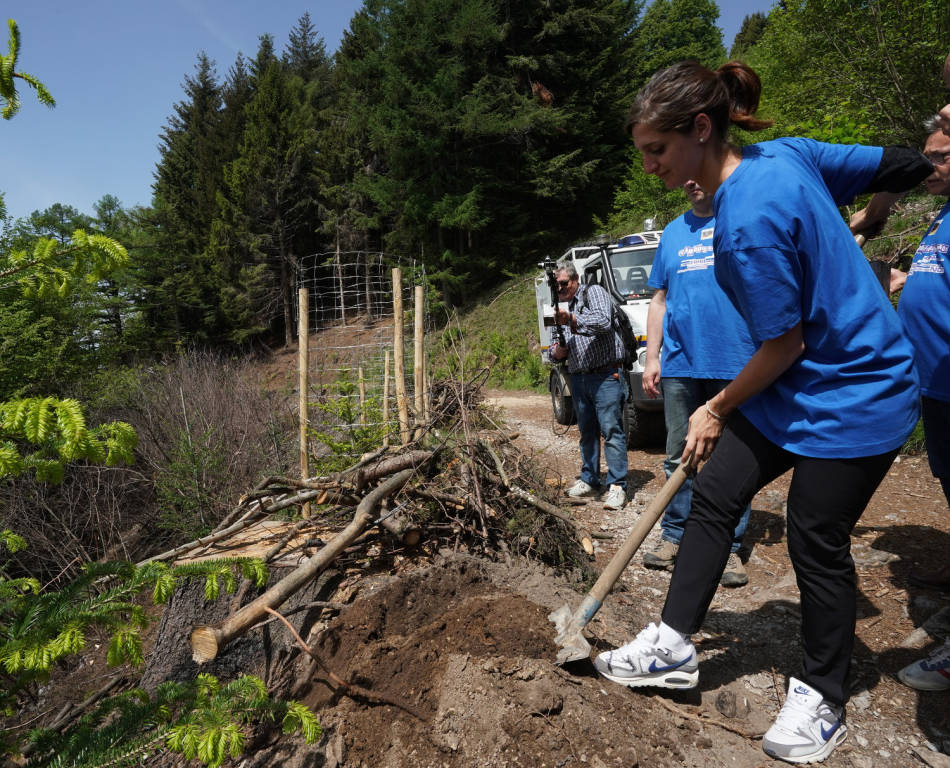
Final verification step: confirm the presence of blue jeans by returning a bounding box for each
[660,377,750,551]
[570,371,628,491]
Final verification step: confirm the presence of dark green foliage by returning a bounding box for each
[430,273,548,390]
[27,673,319,768]
[605,0,724,231]
[729,11,768,59]
[745,0,950,144]
[600,145,690,233]
[631,0,726,86]
[0,551,266,728]
[211,38,329,346]
[144,53,227,347]
[333,0,641,303]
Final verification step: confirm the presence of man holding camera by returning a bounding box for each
[549,261,629,511]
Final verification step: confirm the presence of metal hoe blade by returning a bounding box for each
[548,603,592,664]
[548,464,691,665]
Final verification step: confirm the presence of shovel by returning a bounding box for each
[548,462,691,664]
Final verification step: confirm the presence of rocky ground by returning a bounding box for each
[477,390,950,768]
[26,388,950,768]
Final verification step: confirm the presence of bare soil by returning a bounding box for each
[26,389,950,768]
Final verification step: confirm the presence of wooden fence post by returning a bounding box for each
[298,286,310,517]
[383,349,391,448]
[358,366,366,427]
[413,284,425,439]
[392,268,410,445]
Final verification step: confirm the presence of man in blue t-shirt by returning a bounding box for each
[852,120,950,692]
[642,181,758,586]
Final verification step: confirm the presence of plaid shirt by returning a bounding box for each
[560,284,625,373]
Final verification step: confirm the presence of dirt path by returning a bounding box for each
[482,389,950,768]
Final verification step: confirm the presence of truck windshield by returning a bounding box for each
[609,247,657,298]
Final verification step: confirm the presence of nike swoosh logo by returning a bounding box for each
[820,722,840,741]
[648,657,690,673]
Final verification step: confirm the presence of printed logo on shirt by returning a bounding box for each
[908,243,947,276]
[700,227,714,240]
[926,216,944,236]
[676,243,714,274]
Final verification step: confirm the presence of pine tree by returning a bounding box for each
[333,0,642,302]
[212,42,324,345]
[283,12,331,81]
[730,11,768,59]
[632,0,726,86]
[146,53,225,345]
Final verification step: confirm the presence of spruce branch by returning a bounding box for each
[0,19,55,120]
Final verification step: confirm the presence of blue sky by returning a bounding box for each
[3,0,773,222]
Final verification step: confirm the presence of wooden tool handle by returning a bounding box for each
[587,462,691,605]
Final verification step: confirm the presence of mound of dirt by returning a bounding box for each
[227,552,767,768]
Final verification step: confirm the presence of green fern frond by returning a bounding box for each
[0,575,40,598]
[0,442,24,477]
[203,571,220,601]
[48,624,85,659]
[151,565,178,605]
[15,70,54,107]
[23,397,52,443]
[1,528,27,553]
[239,558,268,588]
[27,458,64,484]
[106,626,143,666]
[0,84,16,121]
[6,20,19,68]
[223,675,268,705]
[52,397,88,447]
[282,700,322,742]
[194,673,220,700]
[92,420,137,466]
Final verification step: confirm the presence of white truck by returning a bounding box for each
[535,230,665,448]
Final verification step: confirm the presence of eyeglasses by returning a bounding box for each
[557,279,571,289]
[925,151,950,166]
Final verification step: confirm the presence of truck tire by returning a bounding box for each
[623,399,651,449]
[551,370,576,426]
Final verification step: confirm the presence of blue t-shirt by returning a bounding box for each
[712,137,920,459]
[898,199,950,401]
[649,210,758,379]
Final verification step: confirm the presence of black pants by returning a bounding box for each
[660,412,897,705]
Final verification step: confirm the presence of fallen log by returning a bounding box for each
[190,468,415,663]
[376,503,422,548]
[353,449,433,492]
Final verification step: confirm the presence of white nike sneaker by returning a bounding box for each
[762,677,847,764]
[593,622,698,689]
[602,484,626,510]
[565,479,598,498]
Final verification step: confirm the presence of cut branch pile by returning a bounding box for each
[185,371,593,663]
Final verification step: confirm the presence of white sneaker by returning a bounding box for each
[593,622,698,689]
[762,677,847,764]
[565,479,598,498]
[897,637,950,691]
[602,484,626,510]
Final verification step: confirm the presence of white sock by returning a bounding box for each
[657,621,691,653]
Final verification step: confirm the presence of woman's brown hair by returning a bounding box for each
[626,60,772,139]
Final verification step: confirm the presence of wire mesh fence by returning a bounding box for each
[296,251,428,471]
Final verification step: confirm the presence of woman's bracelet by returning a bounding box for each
[704,401,726,423]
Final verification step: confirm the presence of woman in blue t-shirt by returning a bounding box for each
[590,60,932,766]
